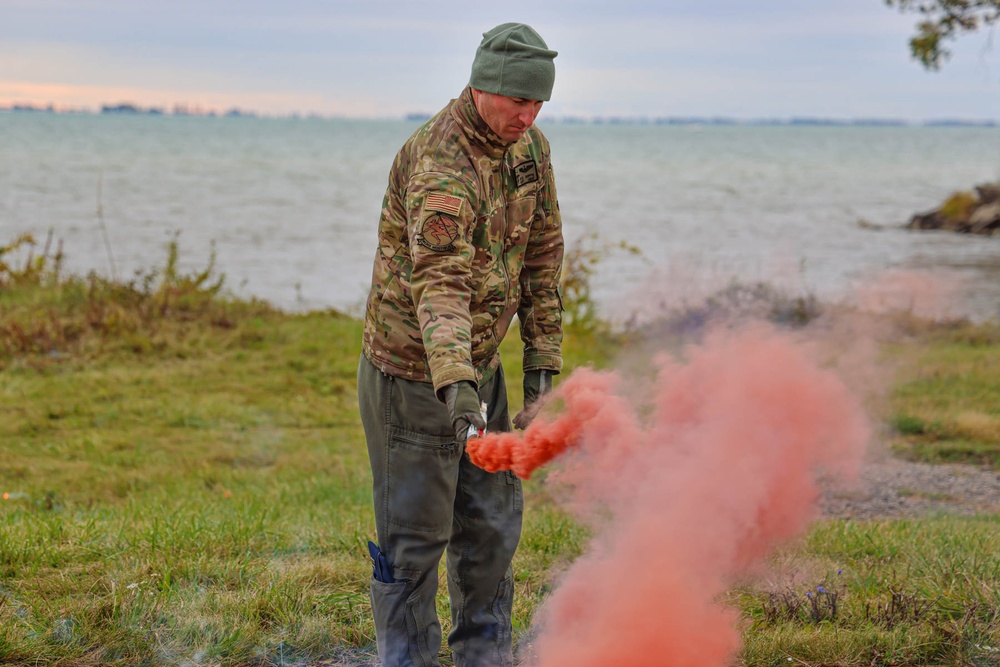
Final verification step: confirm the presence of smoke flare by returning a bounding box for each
[468,326,870,666]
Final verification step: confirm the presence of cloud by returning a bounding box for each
[1,1,997,119]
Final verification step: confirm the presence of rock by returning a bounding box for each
[969,202,1000,235]
[906,181,1000,236]
[908,210,945,230]
[975,183,1000,205]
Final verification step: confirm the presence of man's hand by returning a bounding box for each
[513,369,553,430]
[443,381,485,445]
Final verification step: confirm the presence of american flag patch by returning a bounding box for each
[424,193,463,217]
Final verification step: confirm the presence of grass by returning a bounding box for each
[886,320,1000,468]
[738,517,1000,666]
[1,308,375,665]
[0,307,593,665]
[1,234,999,666]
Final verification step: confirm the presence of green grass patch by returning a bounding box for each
[2,234,999,665]
[887,321,1000,468]
[739,517,1000,666]
[1,307,378,665]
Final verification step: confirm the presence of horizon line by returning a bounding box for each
[2,101,999,127]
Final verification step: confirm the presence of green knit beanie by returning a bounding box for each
[469,23,557,101]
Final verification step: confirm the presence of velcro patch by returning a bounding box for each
[424,193,464,217]
[417,214,460,252]
[513,160,538,187]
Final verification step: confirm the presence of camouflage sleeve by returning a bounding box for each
[518,161,564,373]
[405,172,479,395]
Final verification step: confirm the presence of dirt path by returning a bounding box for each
[820,452,1000,520]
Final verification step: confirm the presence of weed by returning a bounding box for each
[1,232,275,368]
[760,583,843,626]
[863,588,936,629]
[0,231,65,287]
[761,589,806,624]
[561,231,642,335]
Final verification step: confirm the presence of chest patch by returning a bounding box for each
[513,160,538,188]
[417,214,460,252]
[424,193,464,217]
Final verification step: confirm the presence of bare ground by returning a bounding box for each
[820,450,1000,520]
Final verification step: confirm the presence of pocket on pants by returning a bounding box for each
[370,578,439,667]
[404,585,440,666]
[369,577,408,652]
[386,426,462,533]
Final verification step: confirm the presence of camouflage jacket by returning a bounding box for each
[362,86,564,395]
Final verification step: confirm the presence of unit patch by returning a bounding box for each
[424,193,464,217]
[513,160,538,188]
[417,214,460,252]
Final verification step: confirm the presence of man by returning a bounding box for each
[357,22,563,667]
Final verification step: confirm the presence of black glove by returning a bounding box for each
[443,381,485,445]
[513,369,553,430]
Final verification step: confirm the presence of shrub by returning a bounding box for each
[0,232,274,367]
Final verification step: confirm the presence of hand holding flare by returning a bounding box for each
[466,367,631,479]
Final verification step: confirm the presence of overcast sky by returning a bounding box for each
[2,0,999,120]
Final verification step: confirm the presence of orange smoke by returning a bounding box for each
[469,326,870,666]
[467,368,637,480]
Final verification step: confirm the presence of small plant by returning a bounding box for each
[761,583,843,626]
[806,585,840,624]
[560,231,642,335]
[864,588,936,630]
[761,588,806,624]
[0,231,272,366]
[153,232,226,315]
[0,231,64,287]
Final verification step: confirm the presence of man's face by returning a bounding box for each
[472,90,544,143]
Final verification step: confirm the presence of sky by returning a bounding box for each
[2,0,999,121]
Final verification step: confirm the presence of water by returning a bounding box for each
[3,112,999,320]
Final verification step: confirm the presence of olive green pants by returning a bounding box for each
[357,356,523,667]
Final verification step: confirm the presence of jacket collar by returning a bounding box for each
[451,86,509,159]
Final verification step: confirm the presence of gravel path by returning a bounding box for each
[820,450,1000,520]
